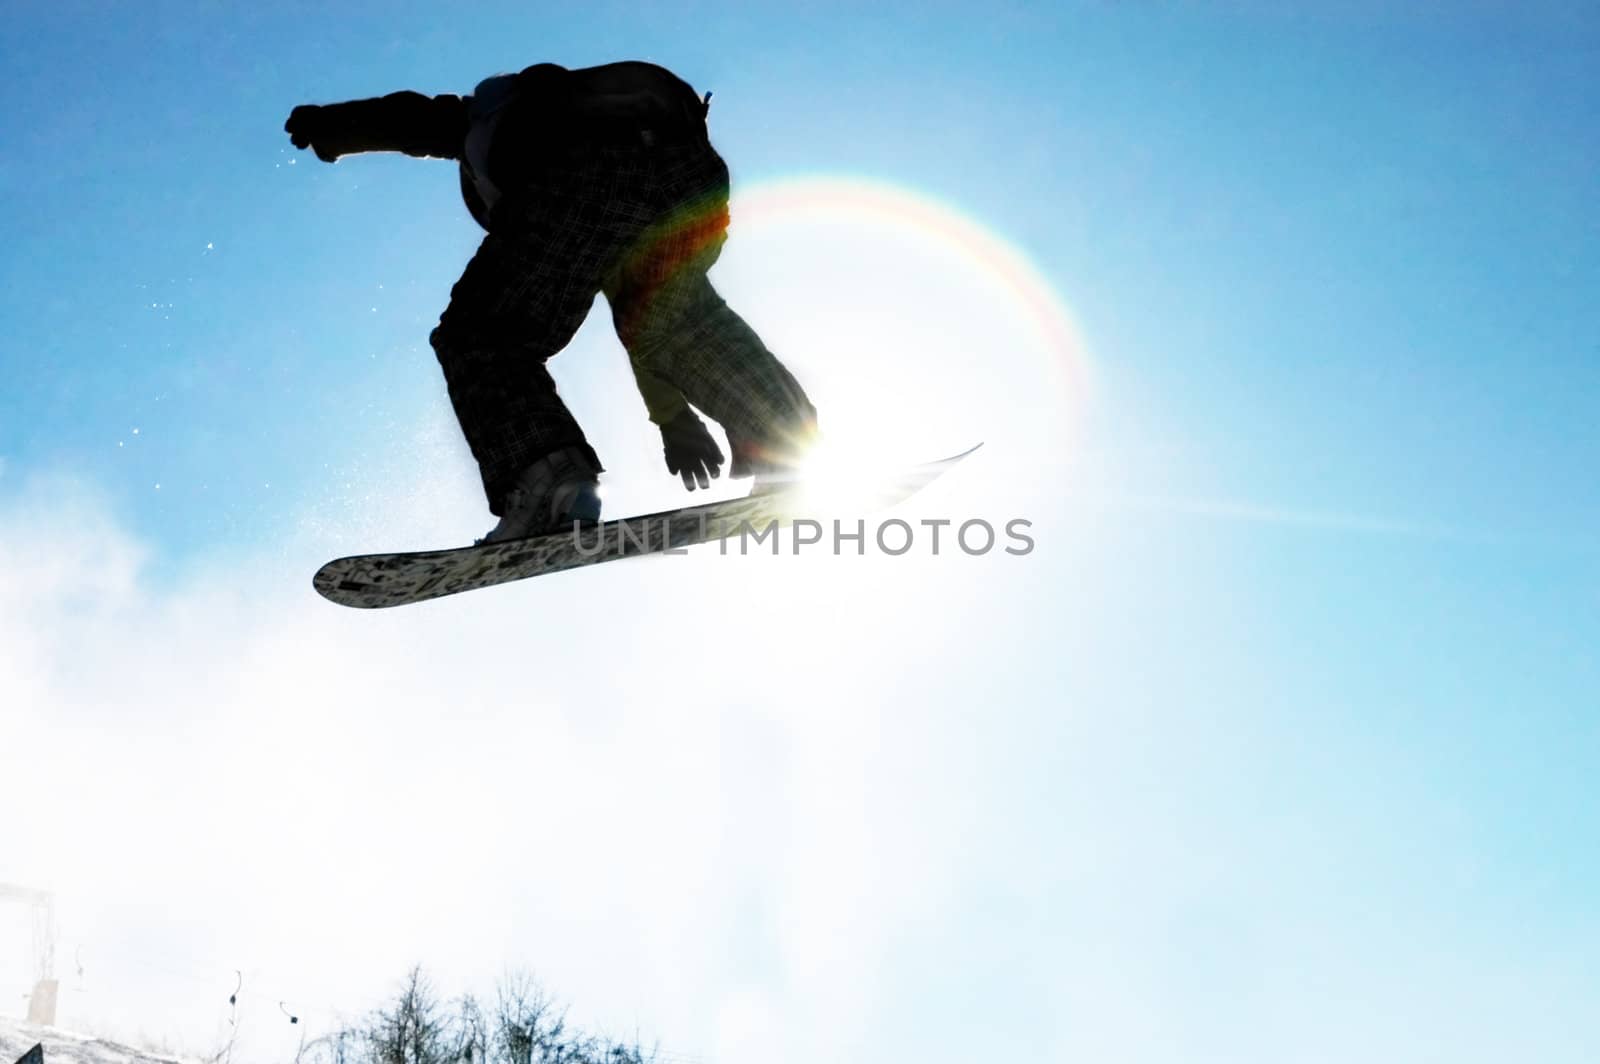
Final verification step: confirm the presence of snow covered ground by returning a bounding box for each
[0,1018,192,1064]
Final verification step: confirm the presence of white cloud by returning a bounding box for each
[0,450,1036,1064]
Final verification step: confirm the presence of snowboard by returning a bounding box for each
[314,444,979,609]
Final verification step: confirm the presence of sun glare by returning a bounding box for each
[784,437,966,519]
[718,176,1089,491]
[792,438,890,513]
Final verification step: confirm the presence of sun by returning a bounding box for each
[790,436,900,513]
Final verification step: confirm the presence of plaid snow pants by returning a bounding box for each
[430,139,816,515]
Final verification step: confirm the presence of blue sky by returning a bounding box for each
[1,2,1597,1062]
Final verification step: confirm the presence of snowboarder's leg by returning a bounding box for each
[430,254,598,516]
[615,272,816,474]
[604,170,818,476]
[430,158,656,516]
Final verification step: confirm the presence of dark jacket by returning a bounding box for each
[302,61,710,230]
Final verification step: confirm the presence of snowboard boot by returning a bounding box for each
[479,445,602,544]
[730,422,818,495]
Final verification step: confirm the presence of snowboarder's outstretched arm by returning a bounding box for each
[285,92,467,162]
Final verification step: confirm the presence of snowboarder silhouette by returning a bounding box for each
[285,61,817,542]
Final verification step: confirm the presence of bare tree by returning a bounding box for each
[493,970,556,1064]
[452,993,490,1064]
[370,966,451,1064]
[492,970,653,1064]
[299,1027,361,1064]
[317,967,656,1064]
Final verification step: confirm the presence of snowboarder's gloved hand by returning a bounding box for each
[660,407,724,491]
[284,105,341,162]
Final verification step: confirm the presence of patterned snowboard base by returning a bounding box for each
[313,445,980,609]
